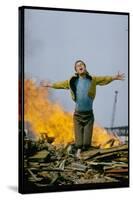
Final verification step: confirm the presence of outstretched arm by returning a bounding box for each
[112,72,125,81]
[94,72,125,86]
[40,80,69,89]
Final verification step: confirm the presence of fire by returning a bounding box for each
[92,124,121,148]
[24,79,74,144]
[24,79,121,148]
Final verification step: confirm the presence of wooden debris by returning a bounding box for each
[27,169,43,182]
[28,150,49,162]
[105,168,128,174]
[38,168,64,172]
[99,144,128,154]
[24,137,129,187]
[82,149,100,160]
[92,151,119,161]
[59,160,66,170]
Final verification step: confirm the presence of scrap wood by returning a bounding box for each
[114,157,128,163]
[82,144,128,161]
[82,149,100,160]
[27,169,43,182]
[100,138,116,149]
[24,137,129,186]
[104,176,119,182]
[92,152,120,161]
[39,167,64,172]
[99,144,128,155]
[91,161,127,165]
[59,160,66,170]
[103,164,128,171]
[49,173,59,185]
[110,163,128,168]
[104,168,128,174]
[37,171,59,185]
[87,161,115,166]
[28,150,49,162]
[29,162,40,166]
[105,174,128,181]
[71,162,87,171]
[65,166,86,172]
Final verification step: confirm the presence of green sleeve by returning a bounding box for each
[51,80,69,89]
[93,76,113,86]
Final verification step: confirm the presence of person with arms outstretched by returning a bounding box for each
[41,60,125,158]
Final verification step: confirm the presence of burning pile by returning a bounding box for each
[23,79,128,191]
[24,79,74,144]
[24,79,121,148]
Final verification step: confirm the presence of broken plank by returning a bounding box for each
[28,150,49,162]
[27,169,42,182]
[92,151,119,161]
[39,167,72,172]
[71,162,87,171]
[105,168,128,174]
[82,149,100,160]
[99,144,128,155]
[40,168,64,172]
[65,166,86,172]
[87,161,114,166]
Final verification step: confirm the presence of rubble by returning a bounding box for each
[24,136,129,188]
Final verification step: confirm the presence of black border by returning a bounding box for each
[20,5,129,15]
[19,6,130,194]
[18,7,25,194]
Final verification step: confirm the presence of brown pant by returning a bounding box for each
[73,110,94,149]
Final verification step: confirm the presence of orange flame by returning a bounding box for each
[24,79,121,148]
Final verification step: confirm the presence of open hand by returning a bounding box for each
[40,81,52,87]
[113,72,125,81]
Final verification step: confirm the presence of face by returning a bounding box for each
[75,62,86,75]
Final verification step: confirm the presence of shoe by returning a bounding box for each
[76,148,81,159]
